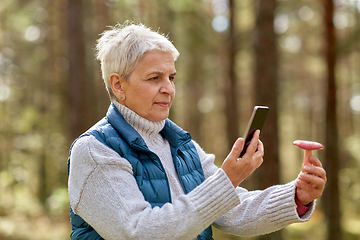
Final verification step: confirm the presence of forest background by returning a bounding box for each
[0,0,360,239]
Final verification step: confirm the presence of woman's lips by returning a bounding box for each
[155,102,170,107]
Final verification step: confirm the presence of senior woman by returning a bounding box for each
[67,22,327,240]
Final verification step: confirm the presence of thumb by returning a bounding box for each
[227,138,245,160]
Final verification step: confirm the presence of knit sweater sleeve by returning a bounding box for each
[68,135,240,240]
[192,140,316,237]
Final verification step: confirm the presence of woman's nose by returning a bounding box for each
[160,78,175,95]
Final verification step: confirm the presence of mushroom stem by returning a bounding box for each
[304,149,312,166]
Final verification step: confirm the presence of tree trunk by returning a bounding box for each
[224,0,239,149]
[186,52,204,143]
[66,0,88,142]
[323,0,342,239]
[254,0,281,239]
[93,0,111,117]
[253,0,279,190]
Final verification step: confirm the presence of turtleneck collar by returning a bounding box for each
[112,101,166,148]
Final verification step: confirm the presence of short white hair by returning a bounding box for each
[95,21,180,100]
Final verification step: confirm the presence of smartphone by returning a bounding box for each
[239,106,269,157]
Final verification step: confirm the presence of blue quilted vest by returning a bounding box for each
[68,104,213,240]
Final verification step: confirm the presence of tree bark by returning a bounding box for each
[323,0,342,239]
[253,0,279,189]
[66,0,88,142]
[93,0,111,117]
[224,0,240,149]
[254,0,281,239]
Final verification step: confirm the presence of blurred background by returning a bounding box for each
[0,0,359,239]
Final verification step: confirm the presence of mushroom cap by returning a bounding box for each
[293,140,324,150]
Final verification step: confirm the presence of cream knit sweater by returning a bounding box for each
[68,102,314,240]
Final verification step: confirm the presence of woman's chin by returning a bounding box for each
[147,111,169,122]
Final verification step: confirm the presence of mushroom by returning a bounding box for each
[293,140,324,164]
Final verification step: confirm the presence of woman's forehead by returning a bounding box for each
[136,50,176,72]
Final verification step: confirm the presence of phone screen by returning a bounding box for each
[239,106,269,157]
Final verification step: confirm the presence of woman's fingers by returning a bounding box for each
[254,139,264,157]
[298,172,325,188]
[302,157,326,178]
[243,130,261,158]
[221,130,264,187]
[299,157,327,190]
[227,137,245,161]
[307,155,323,167]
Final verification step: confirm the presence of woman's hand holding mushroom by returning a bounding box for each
[293,140,327,206]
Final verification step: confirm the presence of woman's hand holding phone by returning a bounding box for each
[240,106,269,157]
[221,130,264,187]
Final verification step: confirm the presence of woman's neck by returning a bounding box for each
[112,101,166,148]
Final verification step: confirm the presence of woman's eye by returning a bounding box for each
[169,76,175,82]
[150,76,158,81]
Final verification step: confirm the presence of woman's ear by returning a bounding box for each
[109,73,126,101]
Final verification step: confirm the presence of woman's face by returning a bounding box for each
[118,50,176,122]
